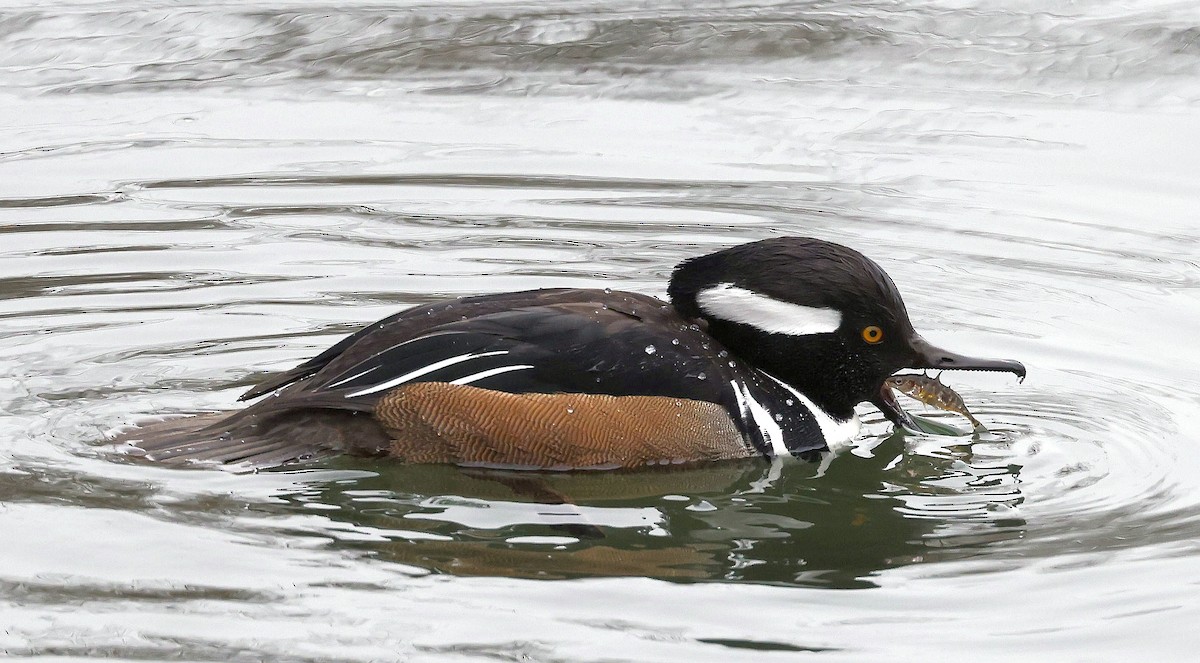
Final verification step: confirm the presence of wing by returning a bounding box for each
[241,288,588,400]
[254,294,746,419]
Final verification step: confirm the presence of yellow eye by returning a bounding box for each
[861,325,884,344]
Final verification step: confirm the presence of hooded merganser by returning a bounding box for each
[119,237,1025,470]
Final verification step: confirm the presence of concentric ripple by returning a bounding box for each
[2,171,1196,591]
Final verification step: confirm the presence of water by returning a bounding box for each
[2,0,1199,659]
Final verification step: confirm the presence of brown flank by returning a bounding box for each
[375,382,752,469]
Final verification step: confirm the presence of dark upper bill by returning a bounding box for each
[871,335,1025,432]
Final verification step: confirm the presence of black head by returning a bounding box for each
[668,237,1025,422]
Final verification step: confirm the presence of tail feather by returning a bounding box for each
[112,408,391,469]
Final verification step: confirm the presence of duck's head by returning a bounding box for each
[668,237,1025,426]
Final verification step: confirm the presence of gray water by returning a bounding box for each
[2,0,1199,660]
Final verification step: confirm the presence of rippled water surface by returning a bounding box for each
[2,1,1199,660]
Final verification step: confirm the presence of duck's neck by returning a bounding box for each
[702,318,864,422]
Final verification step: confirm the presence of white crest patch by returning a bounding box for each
[696,283,842,336]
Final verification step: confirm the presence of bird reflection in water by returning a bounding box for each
[283,430,1026,588]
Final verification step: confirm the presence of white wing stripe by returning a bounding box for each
[327,365,380,388]
[697,283,841,335]
[450,365,535,385]
[344,350,510,398]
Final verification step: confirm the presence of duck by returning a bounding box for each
[117,236,1026,470]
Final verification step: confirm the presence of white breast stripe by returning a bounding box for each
[761,372,861,449]
[696,283,841,336]
[451,365,534,385]
[731,380,787,458]
[344,350,510,398]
